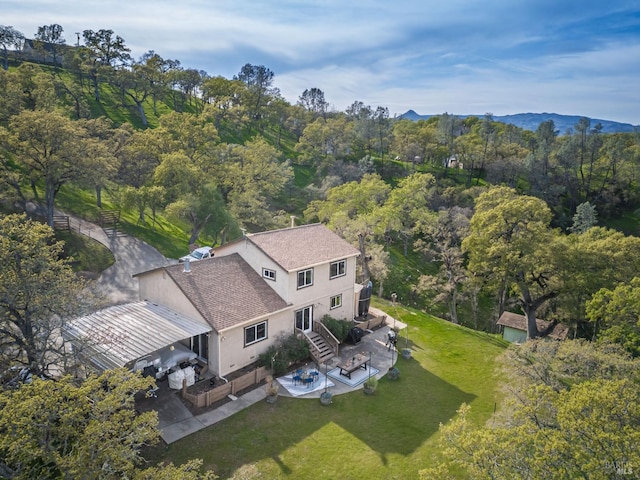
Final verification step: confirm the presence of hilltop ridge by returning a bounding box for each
[399,110,638,134]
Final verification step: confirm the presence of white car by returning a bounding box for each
[179,246,214,263]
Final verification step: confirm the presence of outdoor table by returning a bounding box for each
[338,355,369,379]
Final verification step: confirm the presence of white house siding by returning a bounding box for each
[215,240,291,300]
[137,269,217,369]
[217,309,292,377]
[216,239,358,322]
[138,269,208,327]
[287,256,358,322]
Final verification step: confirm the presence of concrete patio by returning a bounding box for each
[137,307,407,444]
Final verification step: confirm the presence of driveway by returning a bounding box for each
[63,213,174,305]
[62,212,403,444]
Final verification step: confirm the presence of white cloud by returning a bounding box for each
[3,0,639,124]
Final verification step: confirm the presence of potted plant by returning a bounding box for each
[265,375,279,404]
[388,366,400,380]
[320,391,333,405]
[363,375,378,395]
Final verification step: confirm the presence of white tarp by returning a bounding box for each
[168,366,195,389]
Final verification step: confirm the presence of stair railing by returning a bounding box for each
[312,321,340,356]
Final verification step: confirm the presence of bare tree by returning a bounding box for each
[0,25,24,70]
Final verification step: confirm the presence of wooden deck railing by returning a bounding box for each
[354,315,387,331]
[313,321,340,355]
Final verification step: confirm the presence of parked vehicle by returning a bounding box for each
[179,247,214,263]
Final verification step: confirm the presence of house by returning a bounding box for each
[67,224,361,378]
[496,311,569,343]
[20,39,68,66]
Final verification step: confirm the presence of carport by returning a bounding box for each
[63,300,211,371]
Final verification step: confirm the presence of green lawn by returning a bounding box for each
[147,300,508,479]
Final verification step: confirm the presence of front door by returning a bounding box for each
[295,305,313,332]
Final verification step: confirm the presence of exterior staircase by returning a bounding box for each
[306,331,335,364]
[301,322,340,365]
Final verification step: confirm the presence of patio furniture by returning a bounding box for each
[338,355,369,379]
[293,368,304,385]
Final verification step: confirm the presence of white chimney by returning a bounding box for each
[183,258,191,273]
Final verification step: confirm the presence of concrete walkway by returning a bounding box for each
[153,313,405,444]
[62,210,406,444]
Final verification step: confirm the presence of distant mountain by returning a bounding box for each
[398,110,639,134]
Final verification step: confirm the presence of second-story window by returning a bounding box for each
[297,268,313,289]
[330,259,346,279]
[263,268,276,281]
[330,294,342,309]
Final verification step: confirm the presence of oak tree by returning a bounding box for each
[462,187,563,338]
[0,214,96,378]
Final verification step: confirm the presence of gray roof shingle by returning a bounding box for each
[165,253,289,332]
[246,223,360,271]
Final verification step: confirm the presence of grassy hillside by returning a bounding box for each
[146,300,508,479]
[55,185,193,259]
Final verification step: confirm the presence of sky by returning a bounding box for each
[4,1,640,125]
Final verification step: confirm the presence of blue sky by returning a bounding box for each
[5,1,640,124]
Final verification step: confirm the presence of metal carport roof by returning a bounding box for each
[63,301,211,371]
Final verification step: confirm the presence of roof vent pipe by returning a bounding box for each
[290,215,296,228]
[183,258,191,273]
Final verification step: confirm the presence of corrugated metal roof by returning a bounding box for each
[63,301,210,370]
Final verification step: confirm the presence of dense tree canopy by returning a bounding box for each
[586,277,640,356]
[0,369,216,480]
[0,25,639,348]
[0,214,97,378]
[462,187,562,338]
[425,340,640,479]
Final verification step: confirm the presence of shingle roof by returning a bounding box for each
[497,311,569,340]
[245,223,360,271]
[165,253,289,332]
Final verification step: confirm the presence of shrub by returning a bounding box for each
[364,375,378,390]
[257,333,310,376]
[321,314,352,342]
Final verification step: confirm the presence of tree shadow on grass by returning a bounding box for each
[156,356,474,478]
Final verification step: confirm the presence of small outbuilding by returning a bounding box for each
[496,311,569,343]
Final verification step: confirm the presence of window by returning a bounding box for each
[263,268,276,281]
[330,259,346,279]
[330,294,342,310]
[245,321,267,346]
[297,268,313,289]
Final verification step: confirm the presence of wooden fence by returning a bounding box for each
[181,366,268,409]
[354,315,387,331]
[53,215,70,231]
